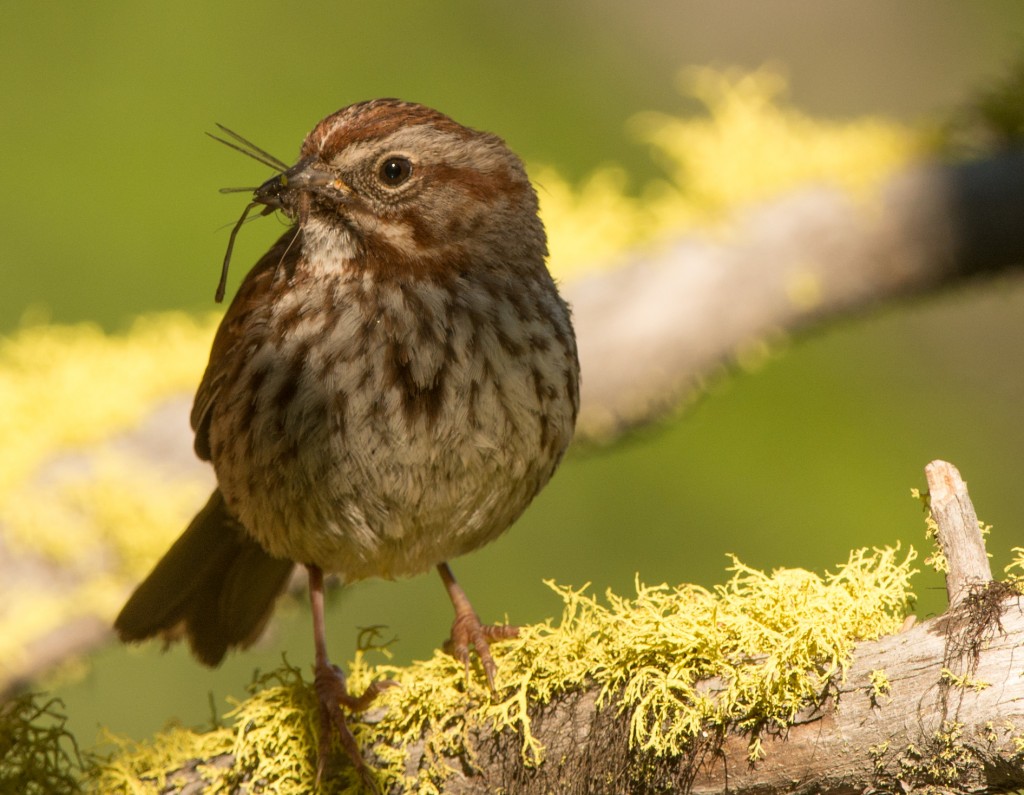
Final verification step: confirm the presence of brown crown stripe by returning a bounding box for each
[305,99,482,156]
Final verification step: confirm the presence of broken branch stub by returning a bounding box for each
[925,460,994,608]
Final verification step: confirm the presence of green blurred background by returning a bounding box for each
[4,1,1024,747]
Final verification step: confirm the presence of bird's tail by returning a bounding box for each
[114,489,295,666]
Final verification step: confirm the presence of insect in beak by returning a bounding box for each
[211,127,346,303]
[208,127,296,303]
[214,199,277,303]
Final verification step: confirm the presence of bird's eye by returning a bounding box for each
[378,156,412,187]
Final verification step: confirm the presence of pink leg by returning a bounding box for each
[308,564,392,788]
[437,562,519,692]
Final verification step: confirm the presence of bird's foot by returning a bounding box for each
[443,609,519,693]
[313,662,395,789]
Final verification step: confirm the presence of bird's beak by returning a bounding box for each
[253,158,349,212]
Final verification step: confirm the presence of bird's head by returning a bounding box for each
[253,99,548,281]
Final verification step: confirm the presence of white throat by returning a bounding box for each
[301,215,360,271]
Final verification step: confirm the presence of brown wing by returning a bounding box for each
[192,227,302,461]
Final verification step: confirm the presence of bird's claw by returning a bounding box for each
[444,611,519,693]
[313,663,396,790]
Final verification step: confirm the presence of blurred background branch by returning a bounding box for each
[574,151,1024,439]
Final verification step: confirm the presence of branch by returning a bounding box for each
[573,152,1024,439]
[90,462,1024,794]
[926,460,994,608]
[438,601,1024,795]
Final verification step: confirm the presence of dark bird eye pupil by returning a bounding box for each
[380,157,411,186]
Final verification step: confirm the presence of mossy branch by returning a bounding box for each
[28,462,1006,793]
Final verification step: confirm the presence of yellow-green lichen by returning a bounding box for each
[1004,546,1024,586]
[911,487,948,574]
[869,740,890,772]
[1013,733,1024,759]
[868,669,891,704]
[0,313,215,503]
[86,546,917,793]
[915,722,981,793]
[539,66,922,277]
[870,721,988,795]
[0,457,209,687]
[940,668,991,692]
[88,723,233,794]
[0,314,219,687]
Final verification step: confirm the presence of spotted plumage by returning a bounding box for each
[116,99,579,781]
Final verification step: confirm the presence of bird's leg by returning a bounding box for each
[437,562,519,692]
[307,564,392,787]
